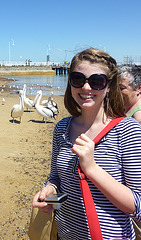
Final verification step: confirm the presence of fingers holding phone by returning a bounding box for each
[32,186,56,214]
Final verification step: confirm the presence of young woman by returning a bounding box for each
[32,48,141,239]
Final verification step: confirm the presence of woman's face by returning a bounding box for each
[118,76,137,111]
[71,61,109,112]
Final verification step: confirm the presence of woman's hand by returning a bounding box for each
[72,133,96,176]
[32,185,57,214]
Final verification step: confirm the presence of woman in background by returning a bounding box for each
[118,65,141,122]
[118,65,141,239]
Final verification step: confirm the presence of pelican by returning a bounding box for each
[2,98,5,105]
[41,96,59,113]
[23,84,34,111]
[11,90,24,123]
[41,99,49,106]
[34,90,55,123]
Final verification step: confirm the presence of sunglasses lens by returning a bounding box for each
[69,72,85,88]
[69,72,108,90]
[90,74,108,90]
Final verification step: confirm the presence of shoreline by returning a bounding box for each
[0,76,14,84]
[0,70,55,76]
[0,76,66,96]
[0,77,20,94]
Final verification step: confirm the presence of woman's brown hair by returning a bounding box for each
[64,48,125,118]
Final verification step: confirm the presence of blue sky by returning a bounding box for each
[1,0,141,64]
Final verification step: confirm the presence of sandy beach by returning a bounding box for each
[0,77,69,240]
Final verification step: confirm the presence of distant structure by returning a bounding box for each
[47,44,50,65]
[123,56,141,65]
[47,55,50,63]
[52,65,69,75]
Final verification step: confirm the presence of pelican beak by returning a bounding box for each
[33,93,39,105]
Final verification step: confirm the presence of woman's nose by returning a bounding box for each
[82,80,92,90]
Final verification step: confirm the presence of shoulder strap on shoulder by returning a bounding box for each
[78,116,125,240]
[93,117,125,144]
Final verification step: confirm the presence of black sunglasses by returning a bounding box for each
[69,72,109,90]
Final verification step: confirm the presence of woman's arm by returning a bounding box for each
[32,124,61,214]
[86,162,135,214]
[133,111,141,123]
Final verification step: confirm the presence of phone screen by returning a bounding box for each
[44,193,68,203]
[38,193,68,204]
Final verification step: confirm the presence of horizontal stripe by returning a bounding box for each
[46,117,141,240]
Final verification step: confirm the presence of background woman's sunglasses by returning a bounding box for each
[69,72,109,90]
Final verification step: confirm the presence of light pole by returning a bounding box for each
[20,56,22,65]
[9,39,15,66]
[47,44,50,65]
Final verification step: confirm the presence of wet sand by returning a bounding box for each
[0,78,69,239]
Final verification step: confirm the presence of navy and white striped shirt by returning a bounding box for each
[47,117,141,240]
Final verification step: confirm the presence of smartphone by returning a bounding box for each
[44,193,68,204]
[38,192,68,204]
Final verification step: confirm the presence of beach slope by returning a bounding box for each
[0,85,69,239]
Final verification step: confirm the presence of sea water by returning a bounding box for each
[7,74,68,96]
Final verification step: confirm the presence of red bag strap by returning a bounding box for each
[78,170,103,240]
[78,117,125,240]
[93,117,125,144]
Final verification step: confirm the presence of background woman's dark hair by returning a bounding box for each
[64,48,125,118]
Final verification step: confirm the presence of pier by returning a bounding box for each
[52,66,69,75]
[0,65,55,76]
[0,65,70,76]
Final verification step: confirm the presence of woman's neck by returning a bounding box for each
[80,106,108,126]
